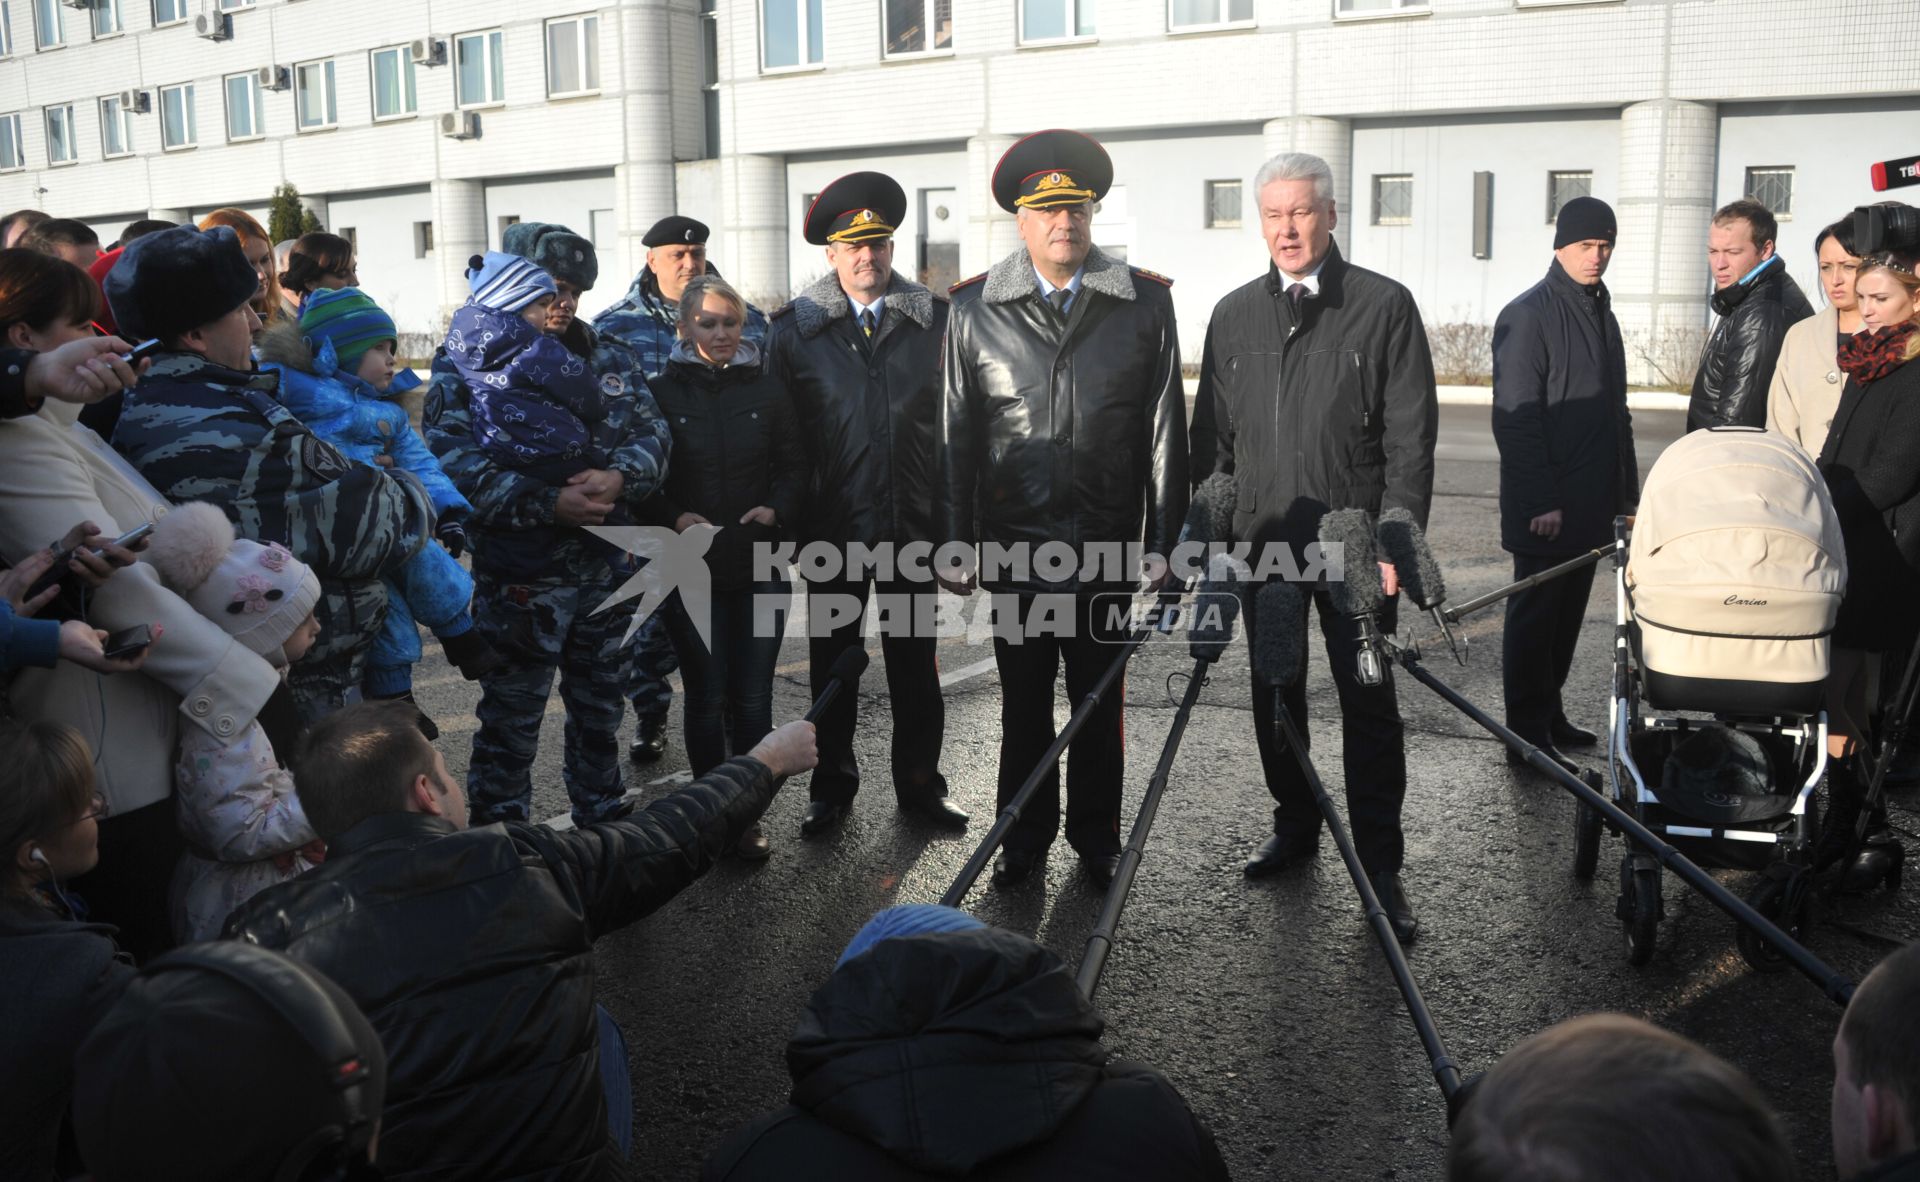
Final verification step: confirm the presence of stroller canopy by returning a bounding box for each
[1627,427,1845,700]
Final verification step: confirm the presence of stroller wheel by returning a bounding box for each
[1736,867,1811,974]
[1572,773,1604,881]
[1620,859,1662,966]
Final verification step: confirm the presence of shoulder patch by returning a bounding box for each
[949,273,987,294]
[1131,267,1174,288]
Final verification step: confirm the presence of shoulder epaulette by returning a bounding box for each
[949,273,987,294]
[1131,267,1174,288]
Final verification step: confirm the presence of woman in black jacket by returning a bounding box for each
[1815,247,1920,861]
[643,276,803,859]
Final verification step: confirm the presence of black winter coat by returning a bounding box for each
[937,247,1188,594]
[703,927,1231,1181]
[1687,256,1814,432]
[225,757,779,1182]
[1190,244,1438,550]
[1491,260,1639,555]
[769,271,945,549]
[641,346,806,591]
[0,897,134,1182]
[1818,352,1920,651]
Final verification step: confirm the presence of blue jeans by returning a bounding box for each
[596,1004,633,1156]
[663,580,790,776]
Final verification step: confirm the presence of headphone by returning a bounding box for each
[137,942,378,1181]
[29,847,48,867]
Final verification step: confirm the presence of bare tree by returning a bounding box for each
[1427,320,1494,386]
[1627,324,1707,391]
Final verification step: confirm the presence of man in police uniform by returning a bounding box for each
[594,216,769,767]
[936,131,1188,889]
[768,172,969,838]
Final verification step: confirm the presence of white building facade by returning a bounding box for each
[0,0,1915,374]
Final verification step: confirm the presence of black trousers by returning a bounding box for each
[1501,551,1598,739]
[1244,581,1408,875]
[804,573,947,805]
[66,797,181,961]
[991,593,1126,860]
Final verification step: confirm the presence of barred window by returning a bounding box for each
[1547,170,1592,223]
[1371,174,1412,226]
[1204,179,1242,228]
[1745,167,1794,219]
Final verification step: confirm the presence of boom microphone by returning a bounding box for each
[1376,508,1464,664]
[804,647,869,724]
[1189,555,1245,664]
[1318,509,1387,687]
[1179,472,1238,549]
[1253,581,1307,689]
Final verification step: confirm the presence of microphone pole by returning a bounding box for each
[1441,544,1619,625]
[1254,581,1467,1114]
[804,647,869,725]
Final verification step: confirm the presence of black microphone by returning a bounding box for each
[1179,471,1238,549]
[1319,509,1387,687]
[1188,554,1245,664]
[1376,508,1464,663]
[804,647,869,724]
[1254,581,1307,750]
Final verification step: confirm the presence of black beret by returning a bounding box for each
[104,225,260,342]
[643,215,710,248]
[501,221,599,291]
[803,171,907,246]
[991,130,1113,215]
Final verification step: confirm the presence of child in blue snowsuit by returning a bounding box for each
[259,287,501,708]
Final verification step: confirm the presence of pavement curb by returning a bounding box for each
[1436,385,1690,412]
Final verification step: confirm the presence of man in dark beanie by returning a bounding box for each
[72,942,388,1181]
[1491,194,1637,773]
[424,221,670,828]
[109,225,434,720]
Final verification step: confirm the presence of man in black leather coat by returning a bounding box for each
[936,130,1188,890]
[1687,198,1814,432]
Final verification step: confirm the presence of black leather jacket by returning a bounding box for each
[936,247,1187,594]
[225,757,778,1182]
[768,271,944,550]
[1687,256,1814,432]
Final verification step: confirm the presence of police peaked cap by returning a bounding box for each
[804,171,907,246]
[991,129,1113,214]
[642,215,710,248]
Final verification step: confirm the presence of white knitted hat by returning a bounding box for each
[143,502,322,666]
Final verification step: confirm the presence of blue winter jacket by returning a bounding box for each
[444,303,604,471]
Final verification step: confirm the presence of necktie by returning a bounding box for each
[1048,288,1072,319]
[1287,282,1308,315]
[859,307,877,337]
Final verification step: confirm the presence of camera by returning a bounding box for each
[1854,202,1920,256]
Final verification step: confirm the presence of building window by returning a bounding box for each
[413,221,433,259]
[797,191,818,224]
[495,214,519,246]
[338,226,357,252]
[295,59,338,130]
[1745,166,1794,219]
[1170,0,1250,28]
[1371,174,1413,225]
[152,0,185,24]
[218,0,254,9]
[223,72,261,141]
[1336,0,1426,14]
[761,0,822,69]
[44,103,75,165]
[884,0,952,56]
[1546,170,1591,223]
[546,14,600,96]
[590,208,615,249]
[90,0,120,37]
[1020,0,1094,41]
[99,94,132,157]
[160,82,196,150]
[1204,179,1242,228]
[0,113,20,170]
[700,4,718,158]
[371,46,418,120]
[0,3,13,56]
[455,30,505,107]
[32,0,58,48]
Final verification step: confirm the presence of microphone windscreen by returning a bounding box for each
[1253,581,1307,686]
[1318,509,1383,618]
[1376,508,1446,610]
[1188,554,1244,663]
[828,646,870,685]
[1180,471,1238,548]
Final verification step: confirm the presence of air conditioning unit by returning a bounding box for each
[410,38,446,66]
[118,89,151,114]
[257,64,289,91]
[193,9,230,40]
[438,111,477,140]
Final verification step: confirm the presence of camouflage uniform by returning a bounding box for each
[424,320,671,826]
[112,351,435,720]
[592,268,768,733]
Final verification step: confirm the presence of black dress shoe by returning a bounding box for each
[628,718,666,765]
[900,795,970,830]
[1085,853,1121,890]
[735,821,771,861]
[1370,871,1420,945]
[799,800,848,838]
[992,849,1038,886]
[1244,834,1319,878]
[1506,742,1579,776]
[1550,716,1600,748]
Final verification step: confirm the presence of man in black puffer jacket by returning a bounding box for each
[704,905,1231,1181]
[1687,198,1814,432]
[225,700,818,1182]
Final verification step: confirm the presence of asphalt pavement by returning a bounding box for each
[414,403,1915,1180]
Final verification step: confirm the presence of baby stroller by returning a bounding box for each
[1581,428,1849,970]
